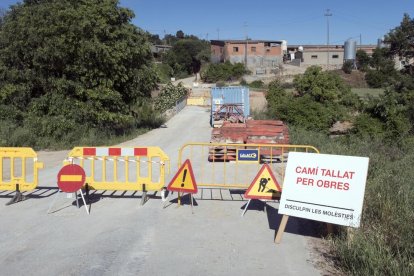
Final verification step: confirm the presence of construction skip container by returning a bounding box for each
[210,86,250,127]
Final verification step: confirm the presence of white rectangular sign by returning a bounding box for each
[279,152,369,227]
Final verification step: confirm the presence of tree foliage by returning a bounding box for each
[356,49,370,71]
[0,0,159,148]
[163,37,210,76]
[154,82,187,112]
[266,75,358,132]
[386,13,414,75]
[342,60,354,74]
[201,61,247,83]
[293,66,359,107]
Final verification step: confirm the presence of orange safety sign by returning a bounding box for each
[244,164,281,200]
[167,159,197,194]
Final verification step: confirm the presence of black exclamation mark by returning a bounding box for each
[181,169,187,187]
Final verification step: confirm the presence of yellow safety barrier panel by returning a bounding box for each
[63,147,170,204]
[0,147,44,205]
[178,143,319,189]
[187,97,209,106]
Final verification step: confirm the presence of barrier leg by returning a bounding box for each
[75,192,79,208]
[47,190,61,214]
[5,184,26,206]
[79,189,89,215]
[84,183,90,204]
[162,192,171,209]
[190,194,194,214]
[241,199,251,217]
[140,184,147,206]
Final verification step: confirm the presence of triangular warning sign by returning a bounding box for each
[167,159,197,194]
[244,164,281,200]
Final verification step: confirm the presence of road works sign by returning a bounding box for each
[279,152,369,227]
[167,159,197,194]
[244,164,281,200]
[57,164,86,193]
[237,149,259,162]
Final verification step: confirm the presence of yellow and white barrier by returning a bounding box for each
[178,143,319,189]
[63,147,170,204]
[0,147,44,205]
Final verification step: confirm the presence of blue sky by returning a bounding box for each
[1,0,413,45]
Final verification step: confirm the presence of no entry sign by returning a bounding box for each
[279,152,369,227]
[57,164,86,193]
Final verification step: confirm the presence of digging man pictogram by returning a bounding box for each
[258,177,271,192]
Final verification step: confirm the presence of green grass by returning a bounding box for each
[290,127,414,275]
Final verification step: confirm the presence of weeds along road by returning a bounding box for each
[0,106,321,275]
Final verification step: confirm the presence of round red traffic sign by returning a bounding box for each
[57,164,86,193]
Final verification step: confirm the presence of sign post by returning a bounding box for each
[276,152,369,243]
[48,164,89,214]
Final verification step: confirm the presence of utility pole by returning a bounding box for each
[244,22,248,67]
[163,29,166,45]
[325,9,332,70]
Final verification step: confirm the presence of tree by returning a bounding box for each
[342,60,354,74]
[164,38,210,76]
[176,30,184,39]
[356,49,370,71]
[0,0,158,145]
[365,48,399,88]
[386,14,414,69]
[147,32,162,44]
[293,66,358,107]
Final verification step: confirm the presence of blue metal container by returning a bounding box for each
[210,86,250,124]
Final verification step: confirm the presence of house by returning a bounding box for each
[287,44,377,69]
[210,40,285,73]
[150,44,172,59]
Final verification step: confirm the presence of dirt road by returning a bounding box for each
[0,106,322,275]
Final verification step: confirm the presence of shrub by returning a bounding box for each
[154,82,188,112]
[201,61,248,83]
[248,80,265,89]
[293,66,359,107]
[365,69,387,88]
[342,60,354,74]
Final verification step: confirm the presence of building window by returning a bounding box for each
[251,46,256,52]
[311,55,318,59]
[233,47,239,52]
[332,54,339,59]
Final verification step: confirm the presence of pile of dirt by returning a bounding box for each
[332,70,368,88]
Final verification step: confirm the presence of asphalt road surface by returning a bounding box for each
[0,106,322,275]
